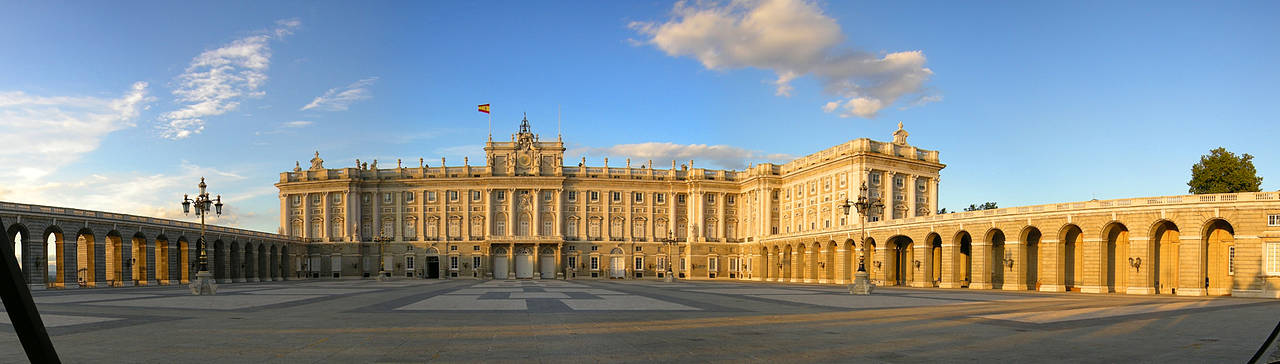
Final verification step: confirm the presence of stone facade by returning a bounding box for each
[273,118,1280,298]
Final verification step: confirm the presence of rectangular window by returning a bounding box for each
[332,194,342,204]
[292,195,301,205]
[871,173,881,184]
[405,192,415,203]
[568,245,576,251]
[567,191,577,202]
[1266,242,1280,275]
[312,195,321,205]
[384,193,392,203]
[612,192,621,202]
[407,245,414,251]
[590,191,600,202]
[473,256,481,269]
[450,256,459,270]
[568,256,577,269]
[590,245,598,251]
[729,257,739,271]
[428,191,437,201]
[497,190,506,200]
[709,257,718,271]
[895,177,904,188]
[450,245,458,251]
[448,191,458,201]
[406,256,415,270]
[543,191,552,202]
[472,191,481,201]
[590,256,599,270]
[1270,214,1280,227]
[473,245,480,251]
[635,256,643,270]
[656,193,665,204]
[727,195,735,205]
[635,246,643,252]
[1228,245,1235,275]
[634,192,643,203]
[707,194,715,203]
[678,194,686,204]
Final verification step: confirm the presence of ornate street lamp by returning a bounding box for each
[839,181,883,295]
[661,230,679,282]
[181,177,222,295]
[372,232,393,281]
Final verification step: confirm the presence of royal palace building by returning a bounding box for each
[275,117,1280,298]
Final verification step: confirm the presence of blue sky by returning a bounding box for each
[1,0,1277,232]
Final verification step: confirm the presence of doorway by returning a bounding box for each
[425,256,440,279]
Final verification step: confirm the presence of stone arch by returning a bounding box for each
[258,243,268,281]
[1018,226,1042,290]
[823,240,836,283]
[44,225,66,288]
[886,235,914,286]
[983,228,1006,289]
[213,239,226,282]
[230,241,242,282]
[154,234,170,284]
[953,231,972,288]
[925,232,942,287]
[270,245,279,281]
[177,236,191,284]
[1058,224,1084,291]
[794,242,808,283]
[1101,222,1130,293]
[760,245,772,281]
[1150,219,1180,295]
[842,238,857,277]
[780,244,792,281]
[865,237,878,281]
[243,241,255,282]
[130,232,148,285]
[518,213,532,236]
[280,245,290,280]
[75,228,97,287]
[1201,218,1234,296]
[6,223,32,282]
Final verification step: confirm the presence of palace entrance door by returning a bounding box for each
[539,247,556,279]
[425,256,440,279]
[515,247,534,279]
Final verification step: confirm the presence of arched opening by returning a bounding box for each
[178,238,190,283]
[7,226,24,272]
[1203,219,1235,296]
[45,227,64,288]
[230,242,242,282]
[213,240,226,282]
[1060,225,1084,291]
[258,244,268,281]
[76,229,96,287]
[105,231,124,287]
[280,245,290,279]
[843,239,856,279]
[865,238,878,282]
[794,243,808,282]
[1151,220,1180,295]
[986,229,1006,289]
[271,245,280,280]
[887,235,913,286]
[1022,227,1041,290]
[955,231,972,288]
[824,240,836,283]
[1103,222,1130,293]
[760,246,771,281]
[928,233,942,287]
[780,245,792,281]
[132,233,147,285]
[155,235,170,284]
[492,246,509,279]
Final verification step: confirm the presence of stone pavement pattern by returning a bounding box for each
[1,279,1279,363]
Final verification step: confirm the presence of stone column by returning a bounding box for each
[554,189,563,239]
[939,241,960,288]
[818,245,831,284]
[906,174,917,218]
[279,194,290,237]
[323,192,331,242]
[302,193,312,240]
[506,243,515,279]
[532,189,541,237]
[1126,237,1154,295]
[719,192,727,241]
[508,189,517,237]
[970,241,991,289]
[1177,236,1205,296]
[1081,238,1105,294]
[912,240,930,288]
[930,177,940,216]
[556,243,563,279]
[533,243,541,279]
[834,243,849,284]
[1039,239,1065,292]
[346,190,357,242]
[1002,240,1027,290]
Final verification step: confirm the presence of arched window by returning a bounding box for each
[518,213,530,236]
[541,213,554,236]
[291,220,303,237]
[567,217,579,239]
[404,218,416,239]
[494,213,506,236]
[331,219,343,239]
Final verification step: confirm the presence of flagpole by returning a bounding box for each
[488,108,492,141]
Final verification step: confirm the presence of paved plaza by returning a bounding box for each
[2,279,1279,363]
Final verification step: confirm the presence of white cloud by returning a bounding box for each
[283,120,312,128]
[569,142,793,170]
[159,19,301,140]
[300,77,378,111]
[0,82,151,183]
[631,0,937,118]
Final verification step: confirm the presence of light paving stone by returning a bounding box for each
[543,288,626,295]
[0,314,121,327]
[748,294,959,309]
[34,294,158,304]
[243,288,378,295]
[686,288,821,295]
[508,292,570,299]
[975,300,1253,324]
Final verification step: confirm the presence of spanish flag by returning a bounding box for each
[478,104,490,114]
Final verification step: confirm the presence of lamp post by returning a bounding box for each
[661,230,678,282]
[372,232,393,281]
[181,177,222,295]
[840,181,883,295]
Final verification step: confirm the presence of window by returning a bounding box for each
[612,192,621,202]
[448,191,458,201]
[635,256,644,270]
[567,191,577,202]
[1266,242,1280,275]
[871,173,881,184]
[590,191,600,202]
[568,245,576,251]
[362,194,370,203]
[729,257,739,272]
[405,192,415,203]
[709,257,718,271]
[450,256,459,270]
[677,194,686,204]
[708,247,715,253]
[1228,245,1235,275]
[727,195,735,205]
[656,193,665,204]
[634,192,643,203]
[1270,214,1280,227]
[590,245,598,251]
[312,195,321,205]
[771,227,778,234]
[707,194,715,203]
[497,190,506,201]
[450,245,458,251]
[635,246,643,252]
[471,191,481,201]
[869,216,881,222]
[384,193,392,203]
[332,194,342,204]
[292,195,301,206]
[895,177,904,188]
[544,191,553,202]
[590,256,599,270]
[473,256,481,269]
[407,245,414,251]
[428,191,437,202]
[568,256,577,269]
[406,256,415,270]
[473,245,480,251]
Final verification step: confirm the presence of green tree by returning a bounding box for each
[1188,147,1263,194]
[963,202,998,211]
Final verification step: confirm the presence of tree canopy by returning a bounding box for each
[962,202,998,212]
[1188,147,1263,194]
